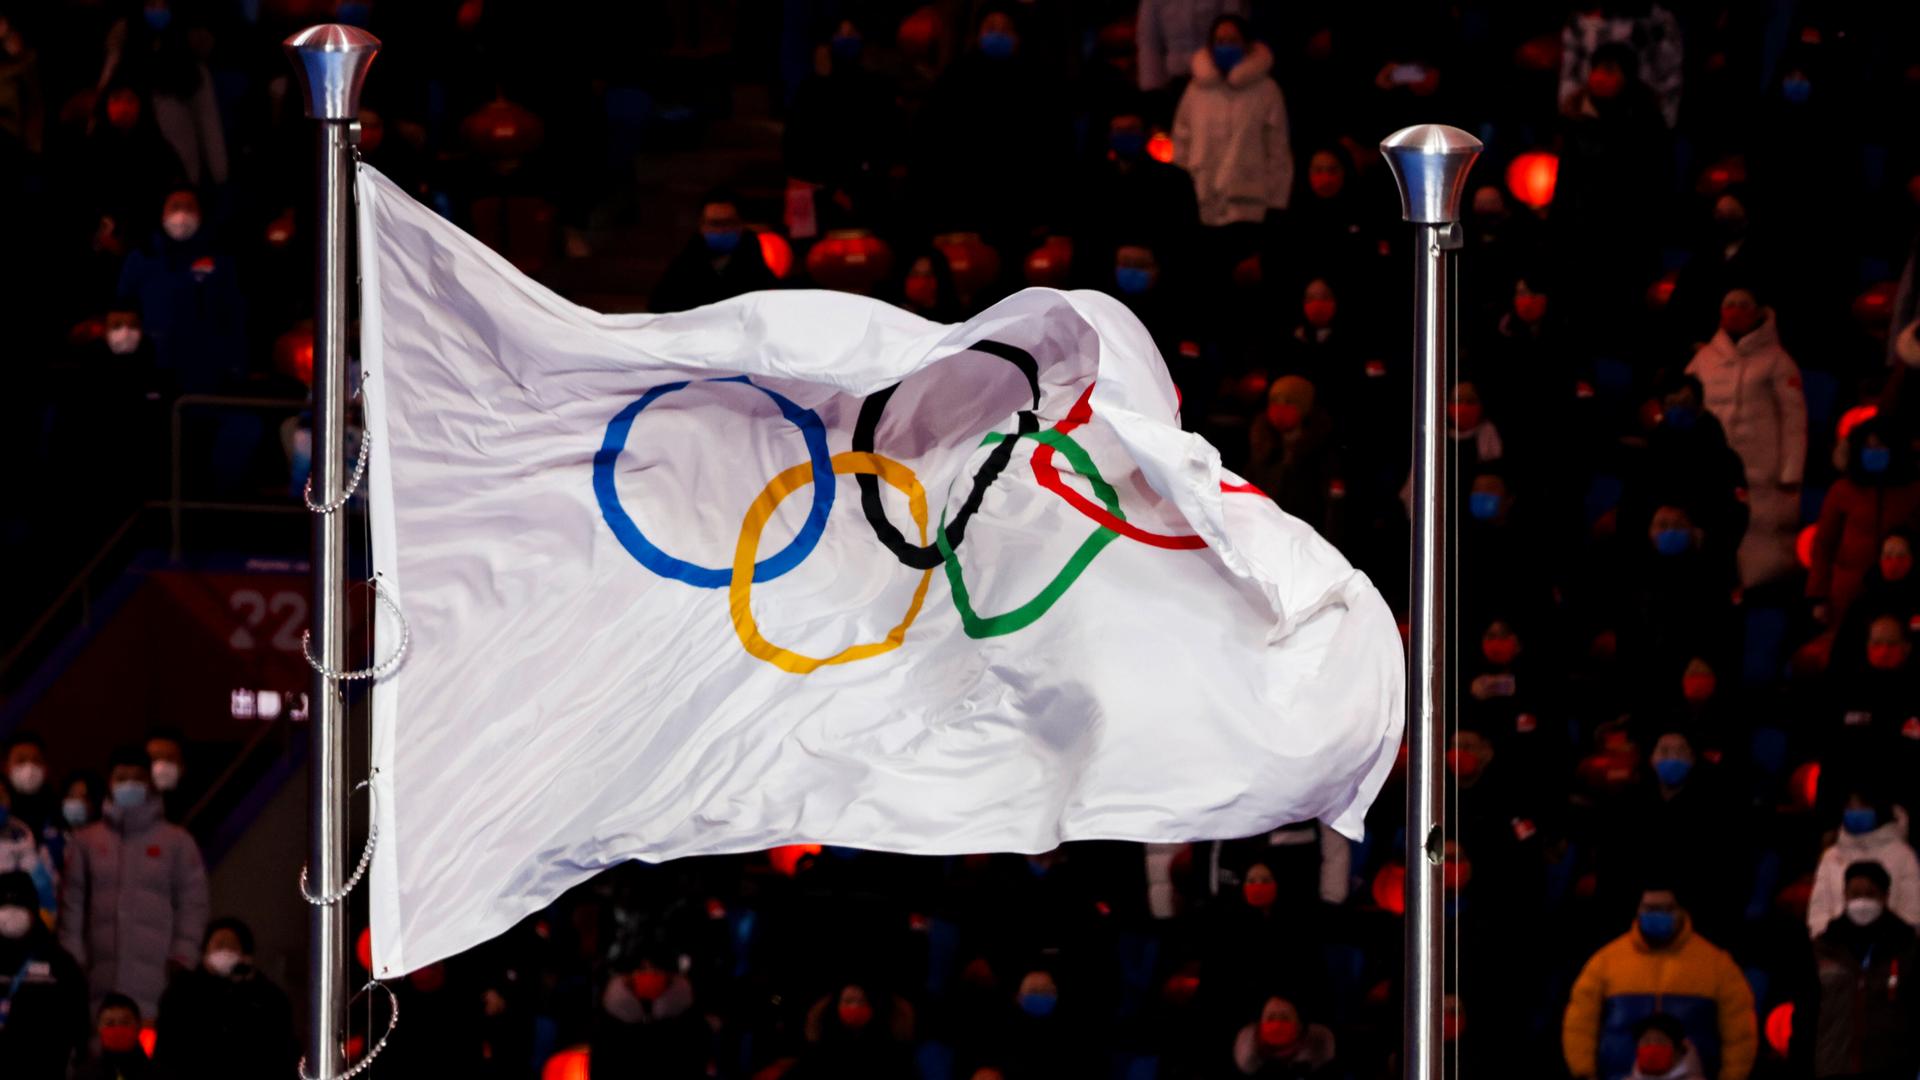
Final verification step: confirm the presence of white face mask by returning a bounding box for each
[0,906,32,940]
[204,947,243,976]
[163,212,200,242]
[150,761,181,793]
[1846,897,1886,926]
[7,762,44,796]
[105,326,142,355]
[62,798,90,827]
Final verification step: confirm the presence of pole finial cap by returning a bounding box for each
[283,24,380,121]
[1379,124,1482,225]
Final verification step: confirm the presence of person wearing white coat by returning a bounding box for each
[1805,804,1920,936]
[1172,22,1292,230]
[1687,291,1808,587]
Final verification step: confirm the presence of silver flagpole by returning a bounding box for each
[1380,124,1480,1080]
[284,25,379,1080]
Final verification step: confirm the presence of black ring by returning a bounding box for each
[851,340,1042,570]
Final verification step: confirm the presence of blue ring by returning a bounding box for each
[593,376,834,588]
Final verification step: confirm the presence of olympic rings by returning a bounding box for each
[939,428,1124,638]
[852,340,1041,570]
[595,376,834,589]
[1031,384,1209,549]
[730,451,935,674]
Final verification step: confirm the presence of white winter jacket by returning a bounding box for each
[1806,809,1920,936]
[1172,43,1292,227]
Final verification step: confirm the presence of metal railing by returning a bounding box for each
[168,393,311,559]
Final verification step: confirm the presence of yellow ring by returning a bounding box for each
[730,451,934,674]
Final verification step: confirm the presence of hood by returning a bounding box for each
[1837,805,1910,853]
[1190,40,1274,89]
[1706,307,1781,359]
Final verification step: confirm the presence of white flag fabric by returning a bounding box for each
[357,163,1404,977]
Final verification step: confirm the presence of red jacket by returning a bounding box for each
[1807,478,1920,619]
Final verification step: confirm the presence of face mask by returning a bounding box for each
[1861,447,1891,474]
[334,1,371,27]
[1449,402,1482,432]
[8,762,44,795]
[1266,402,1302,432]
[1846,897,1886,926]
[1587,67,1624,98]
[1109,132,1146,159]
[1883,551,1913,582]
[1636,1043,1676,1076]
[1481,635,1517,664]
[1259,1017,1300,1049]
[1211,44,1246,73]
[979,30,1015,59]
[107,95,140,131]
[1243,879,1277,909]
[1114,266,1152,295]
[150,760,181,793]
[63,798,90,827]
[631,968,670,1001]
[830,34,863,64]
[0,906,31,939]
[1868,643,1905,671]
[1782,76,1811,104]
[837,999,872,1030]
[1445,748,1482,782]
[204,947,243,976]
[1662,405,1697,431]
[144,6,173,32]
[1681,672,1715,703]
[1638,910,1678,945]
[1468,492,1501,522]
[904,274,939,310]
[1653,758,1692,787]
[1653,528,1692,557]
[1513,294,1548,323]
[1720,308,1758,337]
[1303,298,1336,328]
[1843,807,1880,835]
[1309,169,1343,199]
[702,229,740,255]
[163,212,199,242]
[1018,991,1057,1018]
[106,326,143,355]
[100,1022,141,1054]
[111,782,148,809]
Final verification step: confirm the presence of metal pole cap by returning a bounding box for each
[283,24,380,121]
[1379,124,1482,225]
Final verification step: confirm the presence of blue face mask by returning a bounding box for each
[1469,492,1502,522]
[1018,991,1057,1018]
[979,30,1015,59]
[1782,77,1811,104]
[1114,267,1152,295]
[1843,808,1880,835]
[1211,44,1246,74]
[702,229,741,255]
[829,35,863,64]
[1653,758,1692,787]
[1662,406,1697,431]
[144,6,173,32]
[111,782,149,809]
[1110,132,1147,159]
[334,1,371,28]
[1861,447,1891,475]
[1638,910,1678,945]
[1654,528,1691,557]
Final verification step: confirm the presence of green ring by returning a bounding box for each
[937,428,1124,638]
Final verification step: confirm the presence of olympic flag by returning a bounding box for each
[357,164,1404,976]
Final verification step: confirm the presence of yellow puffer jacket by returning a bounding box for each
[1562,921,1756,1080]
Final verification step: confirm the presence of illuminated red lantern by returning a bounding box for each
[1796,524,1817,571]
[1776,875,1814,921]
[1789,760,1820,811]
[806,229,894,295]
[1505,152,1558,210]
[1147,131,1175,164]
[1837,404,1878,443]
[1645,271,1678,311]
[897,6,940,58]
[933,232,1001,306]
[1371,861,1407,915]
[1024,236,1072,288]
[275,323,316,386]
[356,927,373,972]
[140,1027,157,1057]
[767,844,821,877]
[1765,1003,1793,1057]
[757,231,794,280]
[543,1046,591,1080]
[461,98,545,158]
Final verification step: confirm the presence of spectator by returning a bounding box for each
[1625,1014,1706,1079]
[59,745,208,1016]
[989,967,1079,1077]
[115,188,246,394]
[61,772,100,832]
[5,733,66,864]
[144,730,184,823]
[1616,373,1750,588]
[1246,375,1343,543]
[791,982,916,1078]
[1805,797,1920,935]
[1794,861,1920,1079]
[1562,884,1756,1080]
[1136,0,1247,92]
[1172,16,1291,255]
[151,917,296,1080]
[1557,3,1684,129]
[649,189,777,313]
[1686,286,1807,588]
[782,20,898,197]
[0,777,57,925]
[1232,993,1337,1076]
[1808,419,1920,627]
[0,870,90,1078]
[1072,102,1201,284]
[75,992,153,1080]
[590,956,705,1076]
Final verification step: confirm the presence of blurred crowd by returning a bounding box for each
[6,0,1920,1078]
